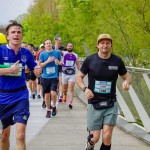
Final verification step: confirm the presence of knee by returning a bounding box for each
[88,134,99,144]
[16,132,25,142]
[51,91,57,97]
[1,132,10,143]
[92,135,100,144]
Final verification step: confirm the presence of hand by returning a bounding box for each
[84,88,94,100]
[34,61,42,77]
[47,56,55,63]
[54,59,59,65]
[10,60,20,74]
[122,80,130,90]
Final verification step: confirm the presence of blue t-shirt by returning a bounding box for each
[39,49,61,78]
[0,45,37,104]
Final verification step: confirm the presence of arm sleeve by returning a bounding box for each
[118,58,127,76]
[80,57,89,75]
[27,51,37,71]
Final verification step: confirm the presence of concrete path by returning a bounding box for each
[10,95,150,150]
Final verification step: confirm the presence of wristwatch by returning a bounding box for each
[82,86,87,92]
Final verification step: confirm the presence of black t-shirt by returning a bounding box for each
[52,45,66,72]
[80,53,127,104]
[52,45,66,51]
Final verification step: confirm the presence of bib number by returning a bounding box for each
[66,60,74,66]
[94,80,112,94]
[46,67,55,75]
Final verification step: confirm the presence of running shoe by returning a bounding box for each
[37,95,41,99]
[58,96,63,103]
[69,100,73,109]
[42,101,46,108]
[52,106,57,116]
[32,94,35,99]
[46,110,51,118]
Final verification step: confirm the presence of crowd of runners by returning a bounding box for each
[0,20,131,150]
[21,37,80,118]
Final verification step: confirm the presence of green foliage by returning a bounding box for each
[22,0,150,67]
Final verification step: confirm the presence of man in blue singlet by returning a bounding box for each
[76,34,132,150]
[0,20,42,150]
[39,39,62,118]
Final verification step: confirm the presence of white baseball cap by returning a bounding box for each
[40,43,44,48]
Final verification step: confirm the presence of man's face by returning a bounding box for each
[67,43,73,52]
[97,39,112,53]
[7,26,23,45]
[44,40,52,50]
[28,45,34,52]
[21,43,28,48]
[57,39,61,45]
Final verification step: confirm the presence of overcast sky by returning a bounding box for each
[0,0,34,25]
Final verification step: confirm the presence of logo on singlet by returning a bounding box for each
[21,55,27,63]
[4,57,8,60]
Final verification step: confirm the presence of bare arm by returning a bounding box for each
[76,71,94,99]
[75,59,80,70]
[121,72,132,90]
[40,56,55,68]
[55,59,62,65]
[76,71,86,89]
[33,61,42,77]
[0,68,12,76]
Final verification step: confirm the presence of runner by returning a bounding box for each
[39,39,62,118]
[53,36,66,102]
[36,43,46,107]
[61,42,80,108]
[0,20,42,150]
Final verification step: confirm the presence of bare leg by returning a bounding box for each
[68,81,75,101]
[58,76,63,97]
[51,91,57,106]
[15,123,26,150]
[0,126,11,150]
[45,93,51,110]
[102,125,114,145]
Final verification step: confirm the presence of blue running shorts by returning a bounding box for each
[0,98,30,129]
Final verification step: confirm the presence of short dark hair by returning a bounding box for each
[44,39,51,45]
[28,43,34,48]
[66,42,73,47]
[6,20,23,35]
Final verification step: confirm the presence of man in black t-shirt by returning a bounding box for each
[53,37,66,102]
[76,34,132,150]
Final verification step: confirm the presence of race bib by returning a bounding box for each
[66,60,74,66]
[4,62,23,76]
[94,80,112,94]
[46,67,55,74]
